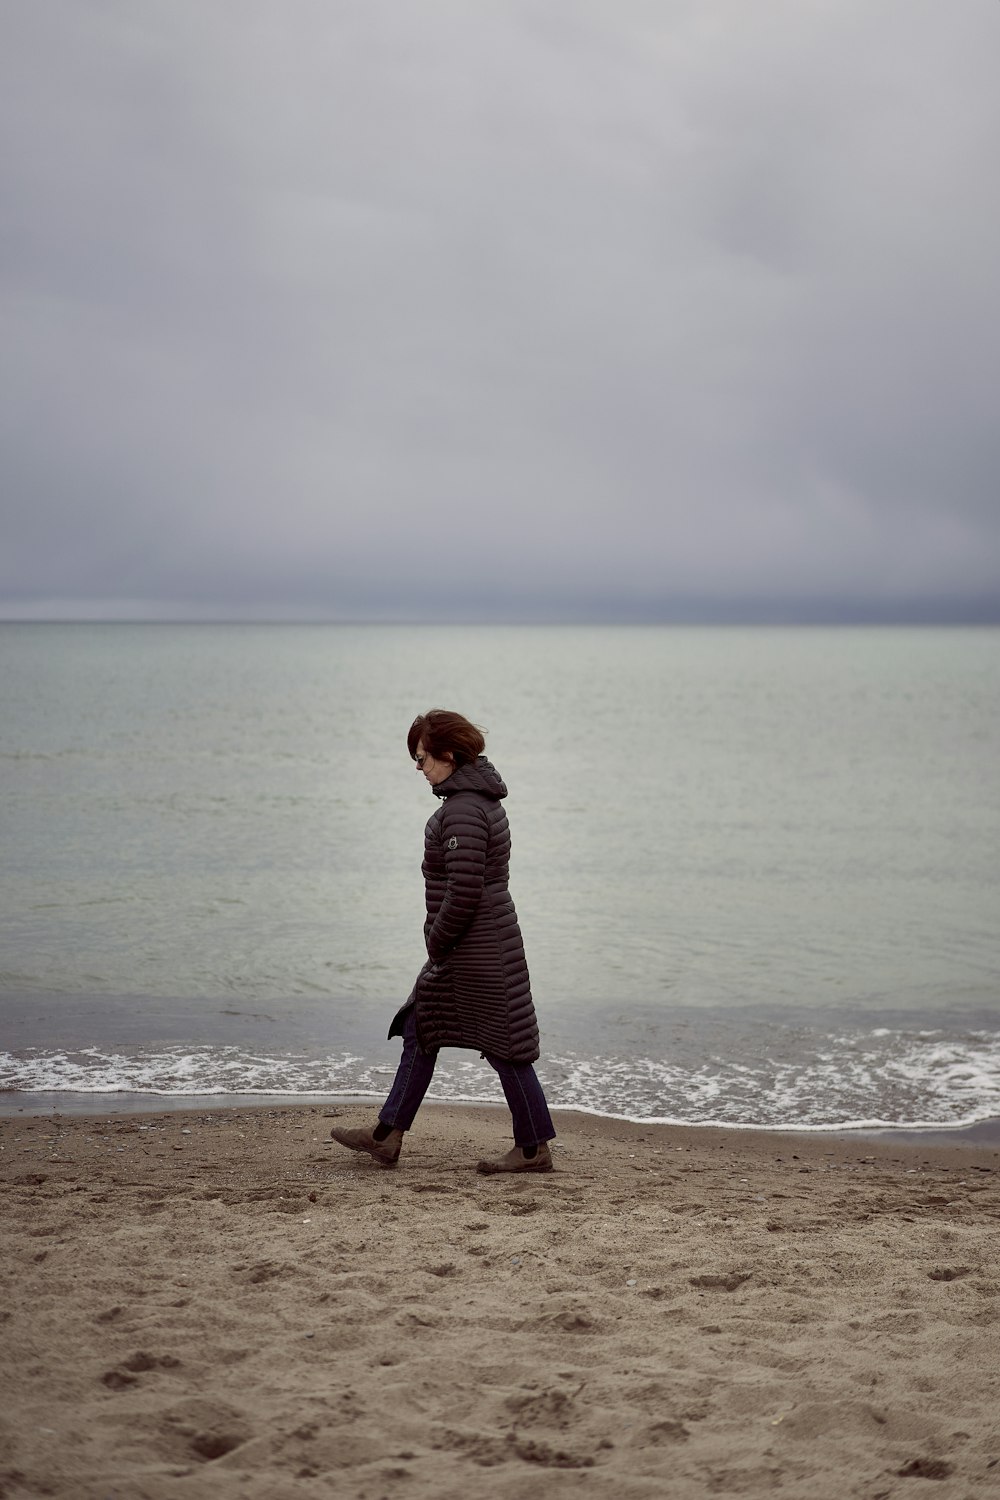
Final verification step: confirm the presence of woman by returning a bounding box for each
[331,709,556,1173]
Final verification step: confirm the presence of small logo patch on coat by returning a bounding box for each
[447,836,459,850]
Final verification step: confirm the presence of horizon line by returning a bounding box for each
[3,615,1000,628]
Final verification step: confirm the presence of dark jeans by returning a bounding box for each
[379,1007,556,1147]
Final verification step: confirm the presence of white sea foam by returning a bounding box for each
[3,1024,999,1130]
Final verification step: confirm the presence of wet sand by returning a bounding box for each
[2,1103,998,1499]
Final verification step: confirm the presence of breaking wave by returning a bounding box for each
[3,1023,999,1130]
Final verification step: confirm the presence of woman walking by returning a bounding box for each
[331,709,556,1173]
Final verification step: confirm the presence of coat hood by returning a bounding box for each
[433,754,508,801]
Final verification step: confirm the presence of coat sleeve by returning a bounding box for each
[424,797,489,963]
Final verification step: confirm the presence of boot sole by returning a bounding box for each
[475,1159,553,1175]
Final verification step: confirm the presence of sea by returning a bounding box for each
[2,622,998,1135]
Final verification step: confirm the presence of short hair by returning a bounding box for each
[407,709,486,767]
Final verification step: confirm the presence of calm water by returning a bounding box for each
[2,623,998,1129]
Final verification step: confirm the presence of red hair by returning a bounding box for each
[407,709,486,767]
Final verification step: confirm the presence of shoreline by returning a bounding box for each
[3,1089,1000,1146]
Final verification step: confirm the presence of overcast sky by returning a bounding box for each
[2,0,999,622]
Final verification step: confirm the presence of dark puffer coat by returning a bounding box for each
[389,755,539,1062]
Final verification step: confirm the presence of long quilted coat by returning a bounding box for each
[389,755,539,1063]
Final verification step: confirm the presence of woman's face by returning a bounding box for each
[415,740,454,787]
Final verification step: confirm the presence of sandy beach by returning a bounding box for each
[1,1102,998,1499]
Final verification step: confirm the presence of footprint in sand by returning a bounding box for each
[639,1418,689,1446]
[898,1458,954,1479]
[101,1352,181,1387]
[434,1427,595,1469]
[689,1272,752,1292]
[545,1310,597,1333]
[233,1260,297,1284]
[161,1399,254,1464]
[121,1351,182,1372]
[189,1430,246,1461]
[504,1387,578,1430]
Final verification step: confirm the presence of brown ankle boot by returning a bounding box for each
[476,1142,553,1175]
[329,1124,403,1166]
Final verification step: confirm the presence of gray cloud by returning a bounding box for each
[2,0,999,620]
